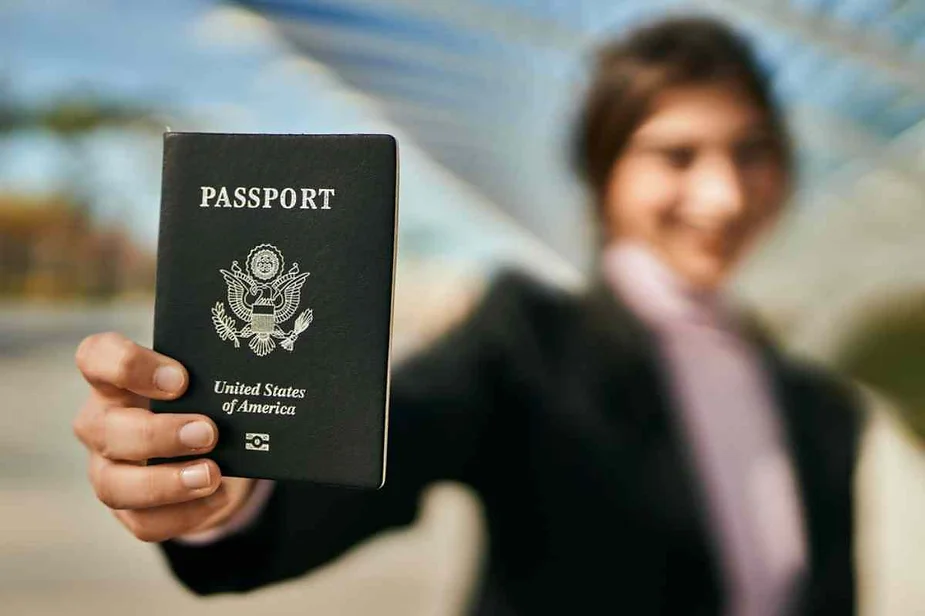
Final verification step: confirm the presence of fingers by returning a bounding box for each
[76,332,187,400]
[112,478,255,542]
[74,332,251,542]
[89,454,221,510]
[75,405,217,462]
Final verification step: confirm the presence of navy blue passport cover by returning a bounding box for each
[151,133,398,488]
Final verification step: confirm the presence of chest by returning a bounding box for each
[472,287,857,613]
[529,345,711,546]
[479,341,724,611]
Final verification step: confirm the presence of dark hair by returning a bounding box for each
[572,15,793,223]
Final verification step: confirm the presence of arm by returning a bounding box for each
[159,273,527,595]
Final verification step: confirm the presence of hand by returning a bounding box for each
[73,332,255,542]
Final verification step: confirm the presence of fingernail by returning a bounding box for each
[178,421,215,449]
[154,365,184,393]
[180,463,211,490]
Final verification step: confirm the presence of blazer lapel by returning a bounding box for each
[577,276,725,609]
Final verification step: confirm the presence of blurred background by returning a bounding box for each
[2,0,925,614]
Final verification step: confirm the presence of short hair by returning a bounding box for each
[572,15,793,223]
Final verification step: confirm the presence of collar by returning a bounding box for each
[602,241,738,333]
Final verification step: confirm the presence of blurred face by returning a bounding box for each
[605,82,788,290]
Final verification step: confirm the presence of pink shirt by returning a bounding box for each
[605,241,807,616]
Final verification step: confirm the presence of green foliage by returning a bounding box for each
[0,95,162,136]
[835,291,925,441]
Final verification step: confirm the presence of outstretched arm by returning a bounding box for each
[157,274,529,594]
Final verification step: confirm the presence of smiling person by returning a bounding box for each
[73,16,862,616]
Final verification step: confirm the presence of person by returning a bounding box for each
[72,16,863,616]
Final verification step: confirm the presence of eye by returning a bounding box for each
[661,146,696,170]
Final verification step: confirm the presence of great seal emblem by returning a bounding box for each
[211,243,313,356]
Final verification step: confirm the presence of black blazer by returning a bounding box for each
[162,271,864,615]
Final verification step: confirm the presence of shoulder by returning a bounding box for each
[478,268,575,320]
[467,268,579,349]
[776,353,868,448]
[398,268,578,379]
[389,268,577,408]
[785,357,863,412]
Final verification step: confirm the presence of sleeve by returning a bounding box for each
[159,272,533,595]
[811,374,864,616]
[784,361,867,616]
[173,480,275,546]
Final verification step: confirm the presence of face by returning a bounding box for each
[605,82,788,290]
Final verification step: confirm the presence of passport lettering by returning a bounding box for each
[213,380,306,416]
[199,185,336,209]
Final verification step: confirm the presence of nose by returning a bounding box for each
[686,153,747,221]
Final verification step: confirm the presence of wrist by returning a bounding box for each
[176,479,274,545]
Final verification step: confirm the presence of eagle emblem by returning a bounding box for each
[211,244,313,356]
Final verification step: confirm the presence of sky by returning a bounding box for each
[1,0,331,239]
[3,0,924,308]
[0,0,577,281]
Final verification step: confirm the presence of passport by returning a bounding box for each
[151,132,398,487]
